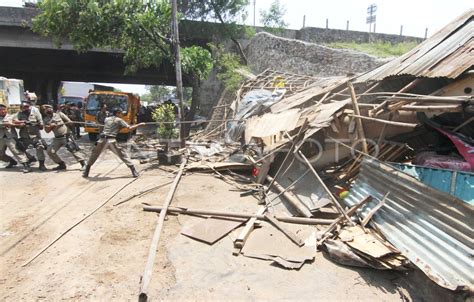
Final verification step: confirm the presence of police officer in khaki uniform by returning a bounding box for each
[43,105,87,170]
[82,107,145,178]
[0,104,32,173]
[13,101,48,171]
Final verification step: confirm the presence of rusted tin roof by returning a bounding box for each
[344,159,474,291]
[356,9,474,82]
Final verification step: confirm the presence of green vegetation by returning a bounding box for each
[211,44,249,91]
[260,0,288,34]
[326,41,419,58]
[152,104,179,140]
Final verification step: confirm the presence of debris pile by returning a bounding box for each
[138,10,473,300]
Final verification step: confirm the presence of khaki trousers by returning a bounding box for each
[47,137,86,164]
[87,137,133,167]
[0,137,28,163]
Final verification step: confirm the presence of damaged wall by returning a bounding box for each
[246,32,387,77]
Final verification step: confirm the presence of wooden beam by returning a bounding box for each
[139,159,187,302]
[316,195,373,246]
[298,151,353,224]
[266,175,313,218]
[347,81,369,153]
[142,206,334,225]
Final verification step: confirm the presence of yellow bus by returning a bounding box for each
[84,91,141,141]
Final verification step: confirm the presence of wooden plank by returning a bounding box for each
[139,159,187,302]
[265,213,304,246]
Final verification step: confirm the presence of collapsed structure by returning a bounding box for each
[187,9,474,290]
[138,10,473,300]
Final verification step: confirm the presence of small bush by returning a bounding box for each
[152,104,179,140]
[326,41,419,58]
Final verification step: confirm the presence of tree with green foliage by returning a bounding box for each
[210,44,249,91]
[260,0,288,34]
[141,85,173,104]
[180,0,251,64]
[32,0,212,120]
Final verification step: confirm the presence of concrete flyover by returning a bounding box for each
[0,6,217,102]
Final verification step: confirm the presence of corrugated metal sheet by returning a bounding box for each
[392,163,474,204]
[356,10,474,82]
[344,159,474,290]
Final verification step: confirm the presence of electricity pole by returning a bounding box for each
[171,0,185,148]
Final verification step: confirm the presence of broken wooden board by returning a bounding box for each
[181,217,246,245]
[234,207,267,252]
[245,109,301,144]
[338,225,399,259]
[241,223,314,269]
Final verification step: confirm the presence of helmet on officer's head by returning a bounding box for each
[112,107,122,116]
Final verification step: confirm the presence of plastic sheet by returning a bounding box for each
[226,89,285,143]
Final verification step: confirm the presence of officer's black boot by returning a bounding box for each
[82,165,91,178]
[53,161,67,170]
[129,166,139,178]
[38,160,48,171]
[79,160,87,171]
[22,163,32,173]
[27,156,37,164]
[5,159,17,168]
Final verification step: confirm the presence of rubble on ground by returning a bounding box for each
[139,10,473,298]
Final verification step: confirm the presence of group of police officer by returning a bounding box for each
[0,101,145,178]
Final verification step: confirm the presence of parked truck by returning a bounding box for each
[84,90,141,141]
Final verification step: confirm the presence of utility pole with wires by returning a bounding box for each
[366,3,377,33]
[171,0,185,148]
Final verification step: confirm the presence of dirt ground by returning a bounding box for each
[0,134,436,301]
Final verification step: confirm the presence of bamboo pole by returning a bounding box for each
[139,159,187,302]
[23,173,142,267]
[347,82,369,153]
[298,151,353,224]
[142,206,334,225]
[350,114,418,128]
[370,78,423,116]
